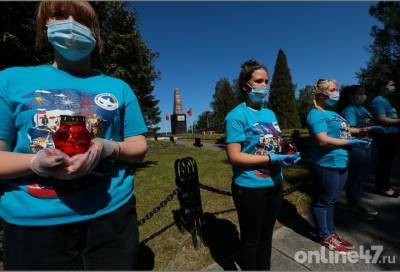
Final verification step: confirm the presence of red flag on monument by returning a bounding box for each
[165,113,170,121]
[187,108,193,117]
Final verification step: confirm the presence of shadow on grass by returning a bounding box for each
[131,161,158,173]
[277,198,319,243]
[201,212,240,270]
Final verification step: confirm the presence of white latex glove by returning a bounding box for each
[62,143,103,180]
[30,148,69,177]
[92,138,121,159]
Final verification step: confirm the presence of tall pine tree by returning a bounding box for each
[210,78,238,132]
[268,49,300,129]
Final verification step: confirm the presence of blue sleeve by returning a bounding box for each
[370,98,385,116]
[122,83,148,138]
[0,69,16,148]
[307,110,327,135]
[225,113,245,144]
[342,106,357,127]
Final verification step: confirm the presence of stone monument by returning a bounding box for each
[171,88,187,134]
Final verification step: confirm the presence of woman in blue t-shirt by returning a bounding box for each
[225,59,300,270]
[370,80,400,197]
[306,79,371,254]
[336,85,383,218]
[0,1,148,270]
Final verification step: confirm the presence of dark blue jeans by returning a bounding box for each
[345,146,372,209]
[311,165,348,239]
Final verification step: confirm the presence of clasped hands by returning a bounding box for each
[30,138,119,180]
[268,152,301,167]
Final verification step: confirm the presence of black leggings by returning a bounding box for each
[232,183,282,271]
[374,134,400,192]
[2,197,139,270]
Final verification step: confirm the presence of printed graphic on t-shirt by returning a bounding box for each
[250,122,281,178]
[332,115,351,139]
[21,89,119,198]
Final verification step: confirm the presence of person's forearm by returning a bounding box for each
[316,137,349,148]
[228,152,270,167]
[116,141,148,164]
[380,118,400,126]
[0,151,35,179]
[349,127,362,135]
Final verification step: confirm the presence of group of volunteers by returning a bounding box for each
[0,0,399,271]
[225,66,399,269]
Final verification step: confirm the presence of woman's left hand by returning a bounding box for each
[62,142,103,180]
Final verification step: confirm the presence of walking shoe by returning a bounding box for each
[332,233,354,250]
[321,235,350,255]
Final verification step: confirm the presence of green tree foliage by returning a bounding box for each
[0,2,161,128]
[268,49,300,129]
[0,2,52,68]
[210,78,238,132]
[297,85,314,128]
[194,110,215,132]
[358,2,400,103]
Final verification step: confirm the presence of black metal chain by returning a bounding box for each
[282,181,307,196]
[137,189,178,226]
[140,222,177,244]
[199,183,233,196]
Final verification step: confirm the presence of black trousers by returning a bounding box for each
[232,183,282,271]
[374,134,400,192]
[2,197,139,270]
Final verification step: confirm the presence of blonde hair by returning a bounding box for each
[312,79,337,111]
[35,1,103,53]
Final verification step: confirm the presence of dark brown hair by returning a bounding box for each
[336,84,363,113]
[238,59,268,92]
[35,1,103,53]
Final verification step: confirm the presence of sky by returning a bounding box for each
[130,1,380,132]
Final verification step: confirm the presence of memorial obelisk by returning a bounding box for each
[171,88,187,134]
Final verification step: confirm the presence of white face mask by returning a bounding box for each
[324,91,340,107]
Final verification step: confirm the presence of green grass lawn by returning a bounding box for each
[134,141,311,270]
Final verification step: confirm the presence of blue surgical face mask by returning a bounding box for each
[385,85,396,96]
[324,91,340,107]
[47,19,96,62]
[248,87,270,104]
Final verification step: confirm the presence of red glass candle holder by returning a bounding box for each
[280,137,297,155]
[53,115,92,156]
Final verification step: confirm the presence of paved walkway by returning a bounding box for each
[204,176,400,271]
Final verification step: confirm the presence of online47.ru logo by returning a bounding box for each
[294,245,397,264]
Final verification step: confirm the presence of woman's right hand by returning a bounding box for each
[30,148,70,177]
[347,138,372,148]
[268,152,301,167]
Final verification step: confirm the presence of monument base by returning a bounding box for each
[171,114,187,134]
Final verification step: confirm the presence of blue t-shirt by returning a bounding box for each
[307,108,350,169]
[225,103,283,188]
[0,65,148,226]
[370,96,400,134]
[342,105,373,128]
